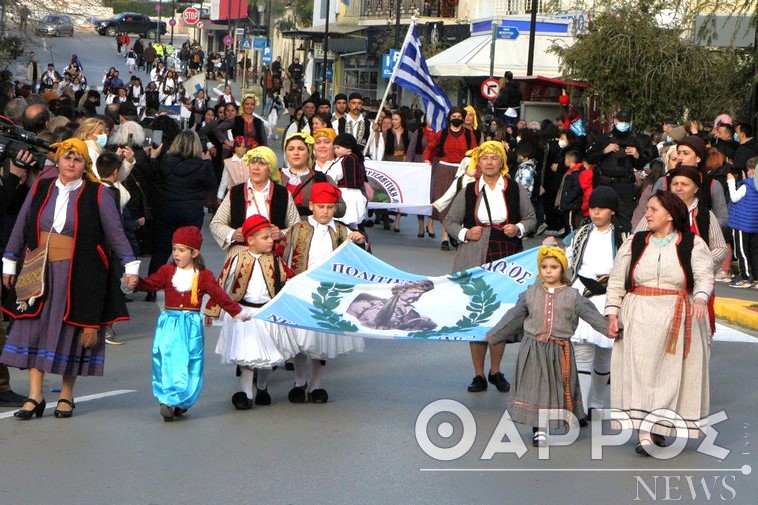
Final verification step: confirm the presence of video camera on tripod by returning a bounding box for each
[0,118,53,171]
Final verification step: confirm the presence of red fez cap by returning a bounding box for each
[172,226,203,250]
[242,214,271,239]
[310,182,341,204]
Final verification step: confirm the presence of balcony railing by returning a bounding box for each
[360,0,458,19]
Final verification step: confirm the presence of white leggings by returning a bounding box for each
[573,342,612,414]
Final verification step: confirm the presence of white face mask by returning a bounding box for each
[516,136,522,143]
[95,134,108,148]
[558,139,568,149]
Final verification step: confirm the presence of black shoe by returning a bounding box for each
[145,292,157,302]
[173,407,187,417]
[53,398,75,418]
[440,240,450,251]
[254,388,271,406]
[532,430,547,447]
[467,375,487,392]
[487,371,511,392]
[449,236,459,249]
[308,388,328,403]
[635,442,653,457]
[231,392,253,410]
[14,398,46,420]
[0,389,28,407]
[284,361,295,371]
[288,384,307,403]
[651,433,667,447]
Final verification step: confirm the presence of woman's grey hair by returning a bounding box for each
[109,121,145,147]
[167,129,203,159]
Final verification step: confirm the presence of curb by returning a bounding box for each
[715,297,758,331]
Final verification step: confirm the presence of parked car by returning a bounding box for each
[94,12,167,38]
[36,15,75,37]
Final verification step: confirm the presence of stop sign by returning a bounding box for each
[183,7,200,25]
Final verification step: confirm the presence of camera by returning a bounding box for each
[0,119,53,171]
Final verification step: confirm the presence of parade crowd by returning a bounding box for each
[1,56,757,457]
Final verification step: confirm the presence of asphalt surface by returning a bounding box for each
[0,31,756,505]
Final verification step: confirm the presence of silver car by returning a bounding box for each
[36,15,75,37]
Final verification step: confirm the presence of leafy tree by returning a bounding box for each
[550,1,754,129]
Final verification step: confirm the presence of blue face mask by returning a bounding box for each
[734,133,740,143]
[96,134,108,148]
[570,119,586,137]
[666,135,672,143]
[615,122,631,133]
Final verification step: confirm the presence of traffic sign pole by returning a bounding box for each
[489,22,496,79]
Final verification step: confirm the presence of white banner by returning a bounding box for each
[365,160,432,215]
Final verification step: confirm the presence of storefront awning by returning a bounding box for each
[426,33,573,78]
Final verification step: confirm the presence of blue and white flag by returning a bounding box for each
[254,242,540,341]
[391,24,452,132]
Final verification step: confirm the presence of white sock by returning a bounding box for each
[257,368,271,390]
[308,359,324,391]
[239,367,255,399]
[577,371,592,416]
[294,353,308,387]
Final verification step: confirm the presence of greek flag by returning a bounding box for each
[391,24,452,132]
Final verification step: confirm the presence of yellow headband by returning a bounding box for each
[312,128,337,142]
[243,146,281,184]
[537,245,569,282]
[466,140,508,178]
[464,105,478,130]
[285,131,315,147]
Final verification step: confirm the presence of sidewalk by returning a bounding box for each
[714,284,758,331]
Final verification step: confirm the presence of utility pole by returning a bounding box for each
[322,0,330,100]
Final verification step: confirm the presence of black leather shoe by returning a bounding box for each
[487,371,511,392]
[651,433,667,447]
[308,389,328,404]
[53,398,75,418]
[254,388,271,406]
[0,389,27,407]
[440,240,450,251]
[231,392,253,410]
[467,375,487,392]
[288,384,307,403]
[635,442,653,457]
[14,398,46,420]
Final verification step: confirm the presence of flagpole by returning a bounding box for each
[363,13,417,156]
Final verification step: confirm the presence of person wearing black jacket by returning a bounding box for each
[734,122,758,176]
[585,110,651,232]
[492,71,521,125]
[146,130,216,278]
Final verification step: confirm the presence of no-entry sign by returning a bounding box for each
[481,78,499,100]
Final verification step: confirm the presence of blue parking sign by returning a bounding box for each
[381,49,400,78]
[262,47,272,63]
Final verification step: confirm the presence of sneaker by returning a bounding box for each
[714,271,732,282]
[729,280,754,289]
[467,375,487,392]
[487,371,511,392]
[536,223,548,235]
[104,327,125,345]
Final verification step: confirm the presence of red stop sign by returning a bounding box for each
[182,7,200,25]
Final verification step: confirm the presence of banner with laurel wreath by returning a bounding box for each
[254,242,540,341]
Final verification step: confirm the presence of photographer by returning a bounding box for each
[586,110,653,232]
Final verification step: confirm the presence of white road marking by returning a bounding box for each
[0,389,137,419]
[714,323,757,343]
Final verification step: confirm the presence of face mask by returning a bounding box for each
[490,126,498,134]
[95,134,108,148]
[558,139,568,149]
[615,122,631,133]
[734,133,740,143]
[450,118,463,127]
[666,136,672,143]
[516,136,522,143]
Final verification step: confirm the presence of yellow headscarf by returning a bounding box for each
[537,245,569,284]
[242,93,259,108]
[464,105,478,131]
[243,146,281,184]
[312,128,337,142]
[466,140,508,178]
[285,131,315,147]
[52,138,97,182]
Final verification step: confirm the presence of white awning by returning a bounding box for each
[426,33,573,77]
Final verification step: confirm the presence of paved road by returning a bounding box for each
[1,33,757,505]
